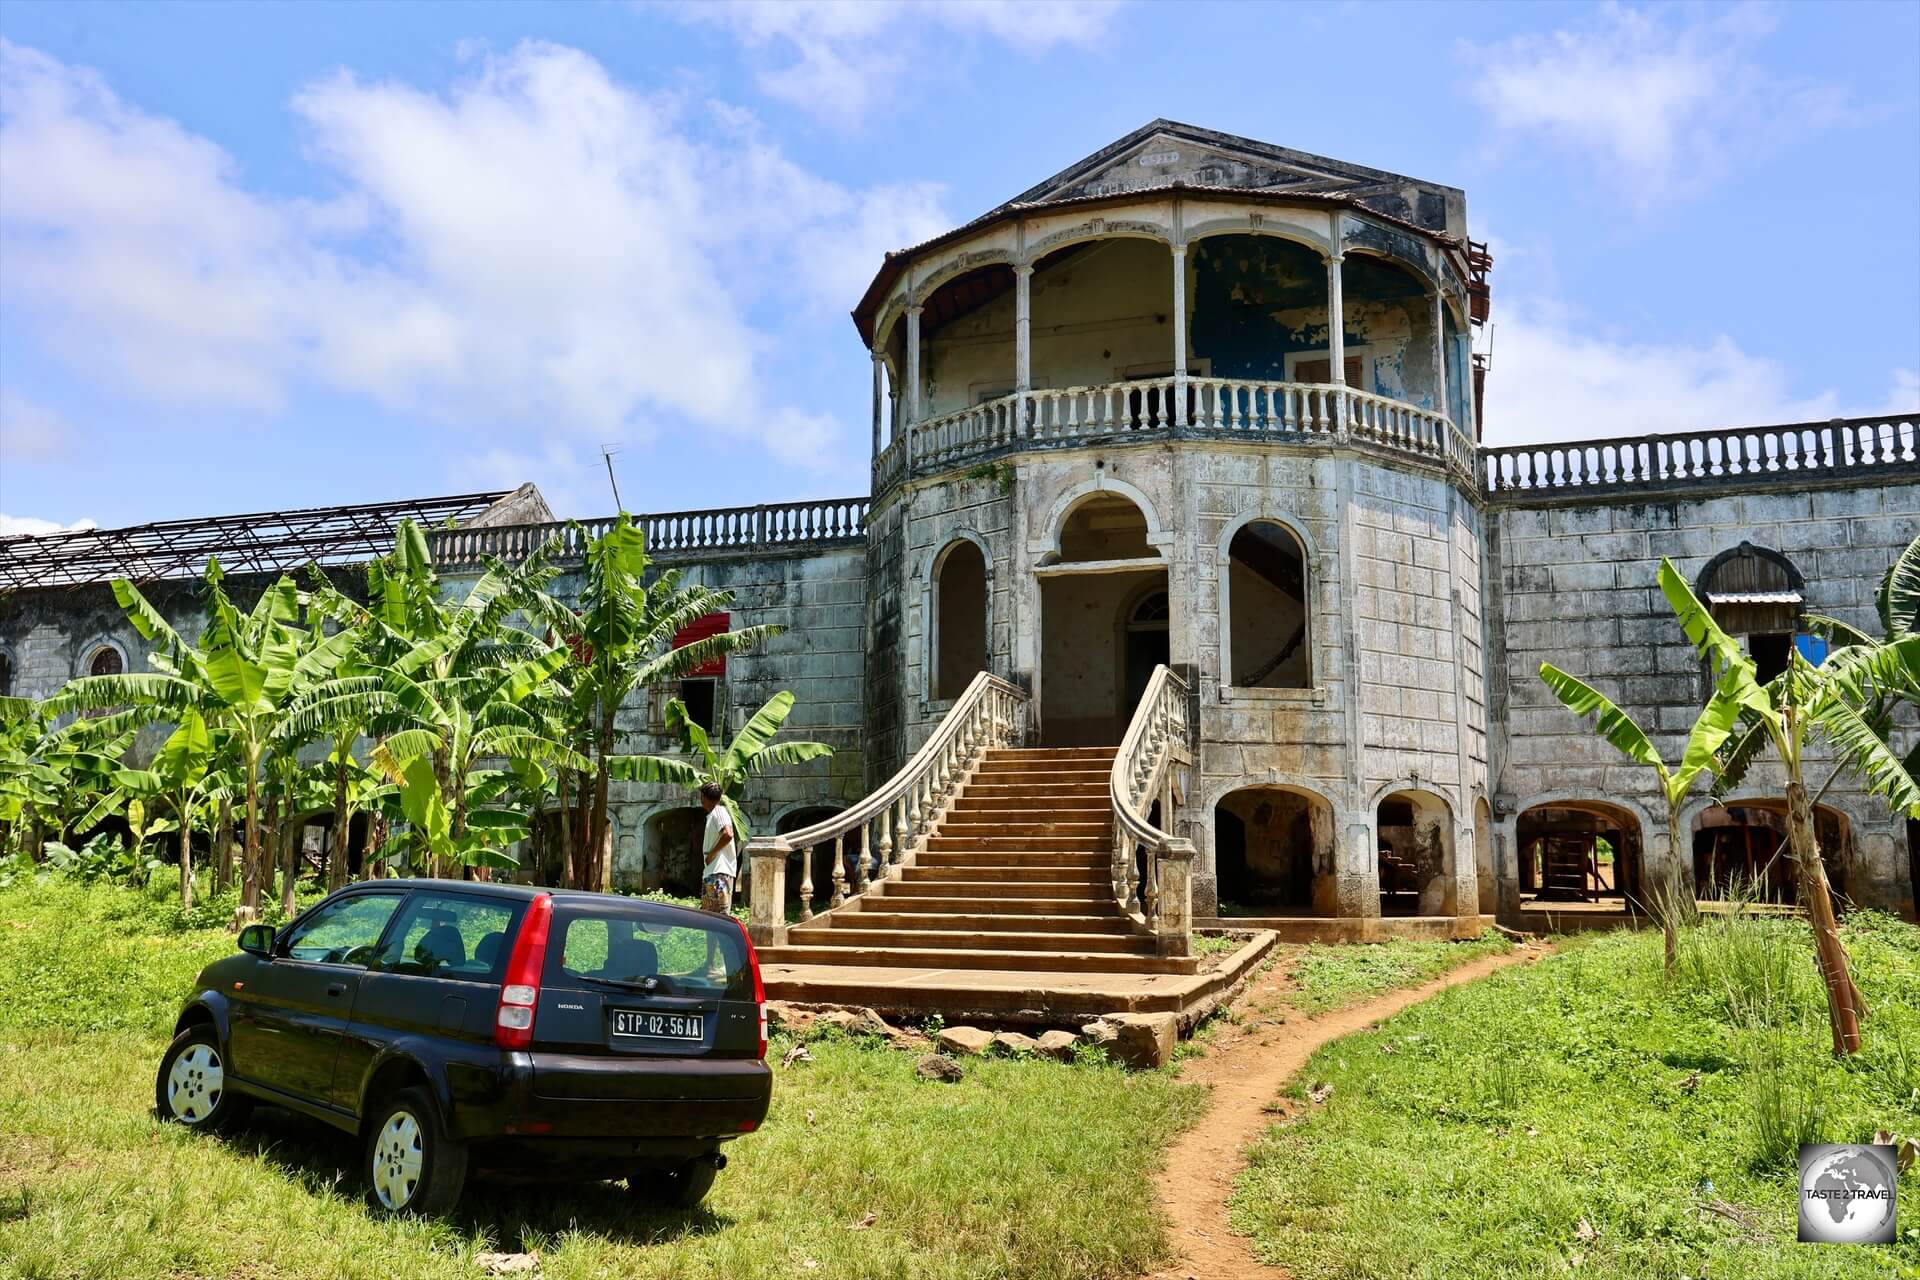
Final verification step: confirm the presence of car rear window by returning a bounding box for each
[544,905,750,1000]
[372,891,523,982]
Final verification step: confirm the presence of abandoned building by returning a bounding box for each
[3,121,1916,1017]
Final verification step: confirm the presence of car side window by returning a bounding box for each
[372,892,519,981]
[281,894,402,968]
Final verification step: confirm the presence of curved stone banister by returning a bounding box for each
[743,670,1028,944]
[1110,663,1196,957]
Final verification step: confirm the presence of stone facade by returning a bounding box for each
[3,120,1915,925]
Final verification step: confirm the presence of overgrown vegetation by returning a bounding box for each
[0,877,1205,1280]
[1231,912,1920,1278]
[0,515,832,921]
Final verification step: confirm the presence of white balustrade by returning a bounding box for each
[744,671,1028,943]
[1110,664,1195,957]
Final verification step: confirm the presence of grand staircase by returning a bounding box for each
[757,746,1200,977]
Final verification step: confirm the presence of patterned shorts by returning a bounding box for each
[701,873,734,915]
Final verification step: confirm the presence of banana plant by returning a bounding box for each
[1538,659,1750,973]
[51,559,357,924]
[532,515,780,891]
[609,690,833,891]
[112,707,215,908]
[1662,557,1920,1056]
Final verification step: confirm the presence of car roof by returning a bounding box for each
[341,879,726,928]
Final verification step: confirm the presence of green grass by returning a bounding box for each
[0,878,1206,1280]
[1283,930,1513,1014]
[1231,912,1920,1278]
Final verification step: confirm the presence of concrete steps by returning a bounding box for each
[759,744,1201,994]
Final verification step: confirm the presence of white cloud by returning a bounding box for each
[1481,297,1919,446]
[0,388,70,460]
[0,513,96,537]
[0,39,949,473]
[664,0,1122,127]
[1460,3,1850,207]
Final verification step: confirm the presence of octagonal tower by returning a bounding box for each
[854,121,1494,930]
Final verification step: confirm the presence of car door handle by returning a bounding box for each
[326,982,348,997]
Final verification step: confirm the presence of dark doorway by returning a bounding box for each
[1123,589,1171,721]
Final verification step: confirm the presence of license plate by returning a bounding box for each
[611,1010,704,1042]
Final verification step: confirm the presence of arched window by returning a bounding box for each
[932,540,988,701]
[1700,544,1803,684]
[89,646,123,677]
[1227,520,1309,688]
[0,651,12,698]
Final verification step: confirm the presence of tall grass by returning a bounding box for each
[1669,882,1821,1027]
[1741,1022,1828,1170]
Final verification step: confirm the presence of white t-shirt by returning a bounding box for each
[703,804,737,880]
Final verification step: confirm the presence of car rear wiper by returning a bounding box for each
[577,973,671,994]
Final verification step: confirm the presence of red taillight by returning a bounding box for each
[495,893,553,1050]
[734,916,767,1061]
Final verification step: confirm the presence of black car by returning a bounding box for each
[154,879,771,1213]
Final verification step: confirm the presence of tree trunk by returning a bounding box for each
[364,811,387,880]
[1660,807,1683,974]
[329,751,350,893]
[1784,779,1862,1055]
[280,804,298,918]
[590,709,614,892]
[237,765,261,928]
[178,800,194,911]
[559,771,579,890]
[215,796,233,893]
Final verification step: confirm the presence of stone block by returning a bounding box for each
[1103,1012,1178,1069]
[1035,1029,1080,1062]
[935,1026,995,1056]
[990,1031,1041,1056]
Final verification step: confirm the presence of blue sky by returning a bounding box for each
[1,0,1916,532]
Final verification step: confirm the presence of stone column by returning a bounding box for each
[870,348,885,456]
[1014,264,1033,435]
[1326,250,1348,438]
[1170,244,1188,427]
[1431,289,1449,418]
[747,839,790,946]
[1155,838,1196,957]
[905,304,923,468]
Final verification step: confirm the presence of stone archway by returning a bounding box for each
[1376,788,1454,917]
[1514,799,1645,912]
[1213,785,1337,916]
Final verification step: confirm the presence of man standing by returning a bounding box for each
[698,781,737,915]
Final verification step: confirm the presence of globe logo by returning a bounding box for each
[1798,1144,1897,1244]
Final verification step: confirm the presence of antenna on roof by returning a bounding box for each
[601,446,624,514]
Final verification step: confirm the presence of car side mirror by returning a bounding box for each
[237,924,276,957]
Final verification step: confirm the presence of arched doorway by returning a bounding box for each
[1692,801,1852,905]
[932,540,988,701]
[645,807,707,897]
[1515,800,1644,914]
[1214,785,1336,916]
[1377,788,1454,916]
[1038,491,1165,746]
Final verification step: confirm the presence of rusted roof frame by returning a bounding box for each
[0,491,511,592]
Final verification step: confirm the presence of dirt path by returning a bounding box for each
[1146,946,1544,1280]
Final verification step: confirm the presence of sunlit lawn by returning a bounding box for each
[0,878,1205,1280]
[1232,912,1920,1279]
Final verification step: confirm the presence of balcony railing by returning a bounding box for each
[1482,415,1917,497]
[875,377,1473,490]
[425,497,868,572]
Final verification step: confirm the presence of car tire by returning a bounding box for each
[363,1085,468,1215]
[628,1156,720,1209]
[154,1025,251,1132]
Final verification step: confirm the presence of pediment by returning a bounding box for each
[1025,129,1373,204]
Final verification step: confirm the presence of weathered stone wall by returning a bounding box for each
[1488,477,1920,916]
[883,437,1490,925]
